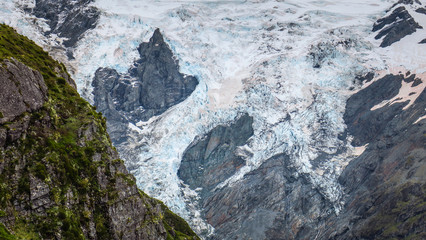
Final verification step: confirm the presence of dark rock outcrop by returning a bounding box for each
[313,74,426,239]
[93,29,198,123]
[390,0,422,9]
[420,38,426,44]
[415,7,426,14]
[0,24,198,240]
[0,58,47,124]
[133,29,198,116]
[202,154,334,240]
[373,6,423,47]
[344,74,405,146]
[176,115,336,240]
[178,113,253,197]
[92,29,198,146]
[25,0,100,48]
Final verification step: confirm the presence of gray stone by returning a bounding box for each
[311,74,426,239]
[178,113,253,196]
[373,6,422,47]
[415,7,426,15]
[344,74,405,146]
[92,29,198,150]
[26,0,100,48]
[0,59,47,124]
[201,154,333,240]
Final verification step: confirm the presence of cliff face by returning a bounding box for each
[319,73,426,239]
[179,73,425,240]
[24,0,100,49]
[0,24,198,240]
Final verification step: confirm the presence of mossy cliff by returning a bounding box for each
[0,24,199,240]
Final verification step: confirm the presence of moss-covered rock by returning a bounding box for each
[0,24,199,240]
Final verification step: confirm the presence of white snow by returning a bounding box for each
[372,1,426,72]
[414,114,426,124]
[371,72,426,111]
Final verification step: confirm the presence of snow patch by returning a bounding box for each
[414,114,426,124]
[371,72,425,111]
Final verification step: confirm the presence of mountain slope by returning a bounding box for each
[0,24,198,240]
[2,0,425,239]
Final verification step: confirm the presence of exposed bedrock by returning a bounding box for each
[0,58,47,124]
[25,0,100,48]
[178,113,254,197]
[316,73,426,239]
[0,58,48,147]
[177,113,335,240]
[373,6,422,47]
[92,29,198,145]
[201,153,334,240]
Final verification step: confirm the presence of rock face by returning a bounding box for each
[344,74,406,146]
[373,5,422,47]
[175,73,426,240]
[0,24,198,240]
[25,0,100,48]
[177,114,333,240]
[92,29,198,145]
[314,73,426,239]
[202,154,334,240]
[178,113,253,197]
[0,59,47,124]
[416,7,426,14]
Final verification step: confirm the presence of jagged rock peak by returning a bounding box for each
[145,28,165,47]
[373,4,423,47]
[92,28,198,149]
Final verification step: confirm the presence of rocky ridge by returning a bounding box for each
[373,0,424,47]
[23,0,100,50]
[92,29,198,147]
[0,24,198,240]
[178,113,254,198]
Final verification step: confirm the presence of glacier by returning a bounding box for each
[2,0,426,237]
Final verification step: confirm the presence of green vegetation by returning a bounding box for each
[137,190,199,239]
[0,23,111,239]
[0,223,16,240]
[0,24,199,240]
[162,204,198,239]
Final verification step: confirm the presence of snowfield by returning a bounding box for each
[2,0,425,236]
